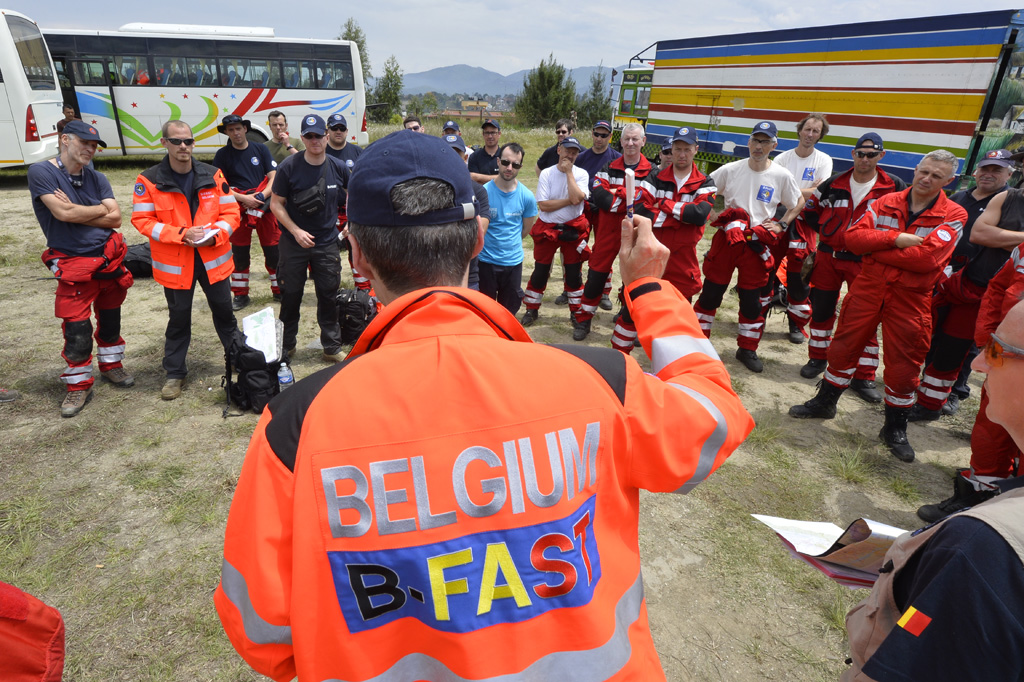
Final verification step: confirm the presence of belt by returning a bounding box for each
[819,243,861,262]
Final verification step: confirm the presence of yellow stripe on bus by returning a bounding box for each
[656,44,1001,68]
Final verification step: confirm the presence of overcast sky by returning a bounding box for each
[19,1,1022,78]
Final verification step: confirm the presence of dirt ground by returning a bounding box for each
[0,152,977,681]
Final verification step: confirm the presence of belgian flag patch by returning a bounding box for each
[896,605,932,637]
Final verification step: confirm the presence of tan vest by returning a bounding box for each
[842,487,1024,682]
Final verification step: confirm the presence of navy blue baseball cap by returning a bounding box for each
[560,136,584,152]
[751,121,777,139]
[593,120,612,132]
[444,133,466,154]
[327,113,348,129]
[63,119,107,147]
[855,132,884,151]
[348,130,477,226]
[482,119,501,131]
[300,114,326,136]
[443,120,460,132]
[978,148,1013,168]
[671,126,698,145]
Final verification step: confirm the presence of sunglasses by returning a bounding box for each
[556,129,569,135]
[592,131,610,139]
[499,159,522,169]
[329,125,347,132]
[302,133,324,140]
[165,137,195,146]
[407,125,421,131]
[855,150,881,159]
[984,333,1024,367]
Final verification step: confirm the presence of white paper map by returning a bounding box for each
[241,307,280,363]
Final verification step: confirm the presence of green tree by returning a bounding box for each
[339,18,371,88]
[407,94,424,117]
[370,55,403,123]
[515,54,577,127]
[422,92,438,114]
[576,65,613,130]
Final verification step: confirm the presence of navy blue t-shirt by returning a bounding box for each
[28,160,115,256]
[272,153,349,246]
[468,147,500,177]
[325,142,362,172]
[575,147,622,185]
[212,141,277,190]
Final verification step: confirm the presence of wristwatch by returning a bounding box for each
[286,144,295,151]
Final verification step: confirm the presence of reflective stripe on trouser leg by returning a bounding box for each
[230,270,250,296]
[808,326,832,358]
[824,365,854,388]
[787,298,811,326]
[268,272,280,294]
[603,270,613,297]
[61,363,93,388]
[854,341,879,381]
[736,312,764,351]
[915,369,958,411]
[884,386,916,408]
[610,307,636,355]
[351,266,371,291]
[566,286,584,316]
[95,337,126,372]
[691,301,716,338]
[523,286,544,310]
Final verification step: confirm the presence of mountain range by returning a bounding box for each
[401,64,628,97]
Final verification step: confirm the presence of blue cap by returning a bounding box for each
[443,120,460,132]
[348,130,477,227]
[855,132,884,151]
[751,121,777,139]
[444,133,466,154]
[63,119,107,147]
[327,113,348,129]
[593,120,612,132]
[671,126,698,145]
[979,148,1013,168]
[482,119,500,131]
[560,136,584,152]
[300,114,326,136]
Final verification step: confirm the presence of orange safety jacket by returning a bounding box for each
[215,281,754,682]
[130,157,240,289]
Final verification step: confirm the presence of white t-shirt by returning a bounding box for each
[710,159,803,226]
[674,169,692,191]
[536,163,590,224]
[774,147,833,189]
[849,174,878,209]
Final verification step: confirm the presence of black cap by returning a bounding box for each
[217,114,251,134]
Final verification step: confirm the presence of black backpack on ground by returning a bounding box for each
[223,330,280,416]
[337,288,378,345]
[123,243,153,278]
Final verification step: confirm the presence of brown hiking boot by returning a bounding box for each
[101,366,135,387]
[61,388,93,417]
[161,378,183,401]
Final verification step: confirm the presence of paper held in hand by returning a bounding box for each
[624,168,635,219]
[752,514,909,589]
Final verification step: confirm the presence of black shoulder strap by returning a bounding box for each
[548,344,626,405]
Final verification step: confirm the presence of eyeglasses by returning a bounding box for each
[329,125,347,132]
[165,137,195,146]
[592,131,610,139]
[749,138,775,147]
[483,130,500,136]
[855,150,881,159]
[499,159,523,169]
[556,129,569,135]
[984,333,1024,367]
[302,133,324,140]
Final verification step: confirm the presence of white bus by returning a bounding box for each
[44,22,368,156]
[0,9,61,167]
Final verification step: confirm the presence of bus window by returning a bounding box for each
[282,60,314,89]
[6,15,55,90]
[221,58,281,88]
[112,56,148,86]
[316,61,353,90]
[153,56,187,86]
[620,88,635,115]
[73,60,108,86]
[636,87,651,114]
[184,57,217,87]
[55,60,71,88]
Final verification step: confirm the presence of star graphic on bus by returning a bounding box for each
[131,102,137,108]
[213,93,218,98]
[183,93,188,99]
[159,93,165,99]
[91,120,97,124]
[230,93,236,99]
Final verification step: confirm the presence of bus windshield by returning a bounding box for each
[6,15,55,90]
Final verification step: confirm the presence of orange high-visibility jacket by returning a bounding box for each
[131,157,240,289]
[215,280,755,682]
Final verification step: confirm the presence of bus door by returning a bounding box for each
[70,57,128,155]
[53,56,77,114]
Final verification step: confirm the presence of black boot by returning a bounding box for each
[572,317,591,341]
[907,402,942,422]
[800,357,826,379]
[917,469,997,523]
[880,405,915,462]
[789,380,844,419]
[850,379,883,404]
[788,318,805,344]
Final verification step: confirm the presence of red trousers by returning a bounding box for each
[807,250,878,380]
[55,278,128,391]
[916,272,985,410]
[229,209,280,296]
[970,385,1021,479]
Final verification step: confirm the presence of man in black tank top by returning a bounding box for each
[911,150,1020,423]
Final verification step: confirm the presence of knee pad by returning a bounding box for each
[529,262,552,287]
[63,319,93,363]
[737,288,762,320]
[564,263,583,289]
[232,244,251,271]
[810,289,840,323]
[96,308,121,344]
[262,244,279,270]
[698,280,728,311]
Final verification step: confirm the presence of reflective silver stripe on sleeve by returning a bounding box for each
[317,572,644,682]
[214,220,234,236]
[875,215,899,229]
[695,186,715,196]
[152,260,182,275]
[220,559,293,645]
[914,226,932,238]
[651,335,720,374]
[667,383,728,494]
[204,251,232,270]
[151,223,165,241]
[132,202,156,212]
[220,195,237,204]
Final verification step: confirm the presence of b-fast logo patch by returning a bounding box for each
[329,495,601,634]
[756,185,774,203]
[802,167,815,182]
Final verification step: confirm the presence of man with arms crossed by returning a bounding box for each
[215,129,754,682]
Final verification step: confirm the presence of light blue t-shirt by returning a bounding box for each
[481,180,538,266]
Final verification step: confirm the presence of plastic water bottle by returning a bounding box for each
[277,362,294,390]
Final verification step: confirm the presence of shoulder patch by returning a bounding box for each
[134,183,146,196]
[221,182,230,193]
[936,229,952,242]
[548,344,627,405]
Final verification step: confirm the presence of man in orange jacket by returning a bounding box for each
[132,120,241,400]
[214,130,755,682]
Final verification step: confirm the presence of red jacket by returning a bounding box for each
[215,283,753,682]
[975,246,1024,347]
[846,189,967,293]
[799,168,906,254]
[591,155,656,230]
